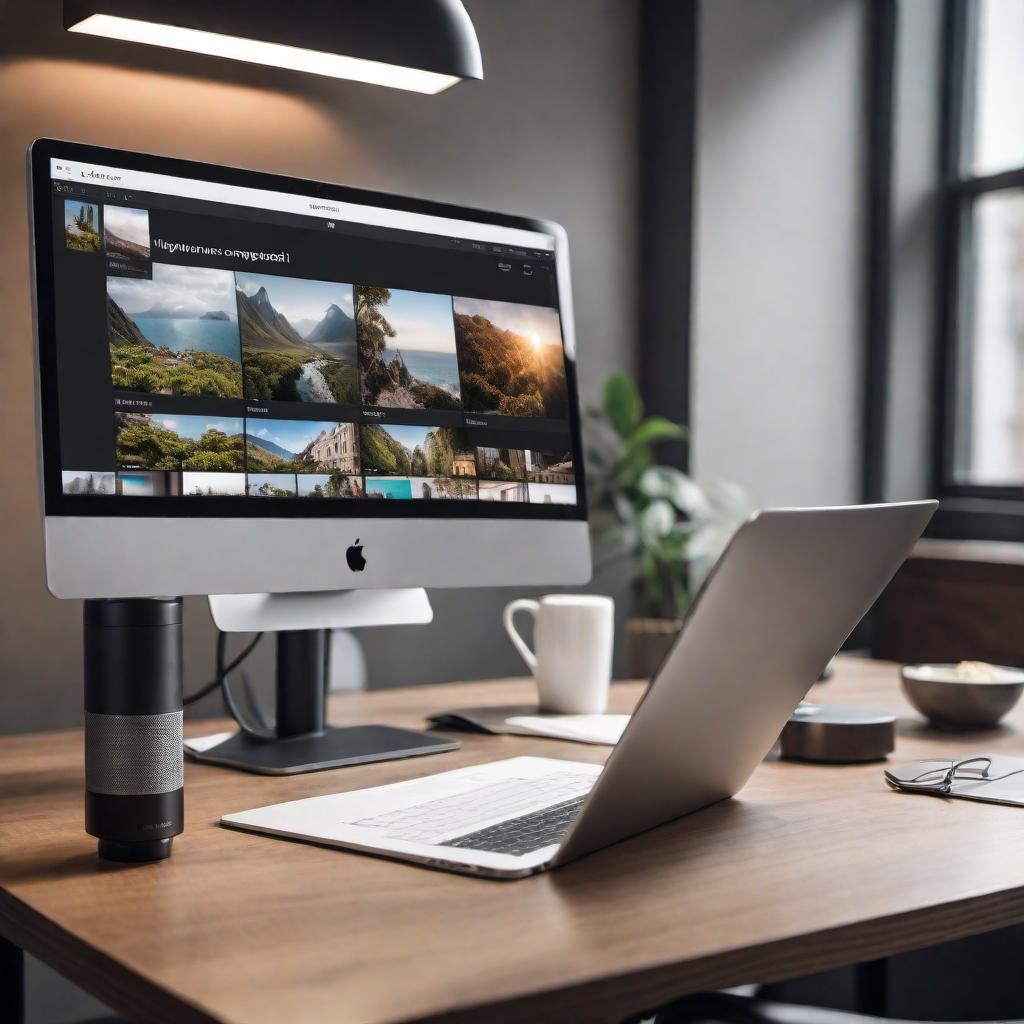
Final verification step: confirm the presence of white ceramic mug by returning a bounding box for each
[503,594,614,714]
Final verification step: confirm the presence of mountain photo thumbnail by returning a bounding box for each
[107,264,242,399]
[103,206,151,260]
[245,419,360,480]
[453,297,568,419]
[236,272,358,405]
[356,286,462,411]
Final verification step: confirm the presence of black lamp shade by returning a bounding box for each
[64,0,483,93]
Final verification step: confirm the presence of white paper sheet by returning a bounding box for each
[183,731,236,754]
[503,714,629,746]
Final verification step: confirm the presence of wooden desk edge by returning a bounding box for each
[5,867,1024,1024]
[0,887,210,1024]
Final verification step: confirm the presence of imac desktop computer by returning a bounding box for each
[29,139,590,854]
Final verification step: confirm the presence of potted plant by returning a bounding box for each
[587,374,747,678]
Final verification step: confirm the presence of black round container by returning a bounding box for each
[83,598,184,862]
[780,704,895,763]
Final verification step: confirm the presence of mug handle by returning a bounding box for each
[503,599,540,673]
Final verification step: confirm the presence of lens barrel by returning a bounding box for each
[83,598,184,862]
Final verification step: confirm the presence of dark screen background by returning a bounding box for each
[44,168,584,520]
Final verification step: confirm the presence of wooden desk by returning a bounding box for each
[4,657,1024,1024]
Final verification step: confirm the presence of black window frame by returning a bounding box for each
[933,0,1024,538]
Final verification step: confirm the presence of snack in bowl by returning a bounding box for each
[901,661,1024,729]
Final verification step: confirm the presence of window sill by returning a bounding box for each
[915,536,1024,566]
[927,498,1024,543]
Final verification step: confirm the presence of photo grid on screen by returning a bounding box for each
[51,160,580,510]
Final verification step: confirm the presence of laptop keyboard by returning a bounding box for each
[441,795,587,855]
[348,773,595,850]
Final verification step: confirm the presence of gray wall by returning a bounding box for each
[691,0,867,507]
[0,0,638,737]
[883,0,943,501]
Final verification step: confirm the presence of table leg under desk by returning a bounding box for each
[0,934,24,1024]
[854,958,889,1017]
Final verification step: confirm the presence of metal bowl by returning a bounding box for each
[901,663,1024,730]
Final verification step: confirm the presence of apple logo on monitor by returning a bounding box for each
[346,539,366,572]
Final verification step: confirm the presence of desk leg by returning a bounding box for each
[0,936,24,1024]
[854,957,888,1017]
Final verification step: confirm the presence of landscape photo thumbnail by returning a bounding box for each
[65,200,100,252]
[107,264,242,398]
[103,206,151,260]
[247,473,297,497]
[360,423,475,478]
[182,472,246,497]
[453,297,568,418]
[115,412,245,472]
[525,450,574,484]
[409,477,477,499]
[296,473,363,498]
[478,480,528,502]
[236,272,358,405]
[116,471,181,497]
[476,447,526,480]
[528,482,577,505]
[365,478,413,500]
[62,470,114,495]
[245,419,360,477]
[356,287,462,411]
[364,476,476,500]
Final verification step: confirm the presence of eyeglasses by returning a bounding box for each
[884,756,1024,795]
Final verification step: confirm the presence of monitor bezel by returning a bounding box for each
[30,138,587,524]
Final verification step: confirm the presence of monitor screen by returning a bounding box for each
[32,142,584,522]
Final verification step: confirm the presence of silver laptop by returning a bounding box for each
[222,501,936,878]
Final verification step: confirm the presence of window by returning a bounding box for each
[941,0,1024,496]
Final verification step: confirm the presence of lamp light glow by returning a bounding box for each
[67,14,463,93]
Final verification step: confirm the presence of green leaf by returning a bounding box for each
[623,416,685,450]
[655,527,692,557]
[603,373,643,438]
[638,498,676,544]
[614,443,653,488]
[637,466,710,518]
[639,547,662,615]
[611,490,638,528]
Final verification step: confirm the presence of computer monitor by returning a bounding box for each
[29,139,590,601]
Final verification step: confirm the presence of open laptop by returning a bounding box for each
[222,501,936,878]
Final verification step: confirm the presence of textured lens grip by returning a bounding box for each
[85,711,184,796]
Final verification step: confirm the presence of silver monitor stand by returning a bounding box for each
[184,590,459,774]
